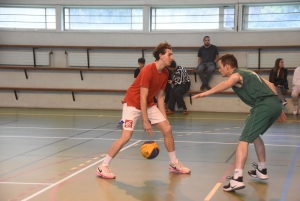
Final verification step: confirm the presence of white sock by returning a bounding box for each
[233,169,243,179]
[168,151,177,164]
[258,162,266,170]
[102,154,113,166]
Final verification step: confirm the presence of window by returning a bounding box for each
[64,7,143,30]
[0,7,55,29]
[242,4,300,30]
[151,6,235,31]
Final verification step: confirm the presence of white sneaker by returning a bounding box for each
[169,159,191,174]
[293,106,299,115]
[223,176,245,192]
[96,164,116,179]
[248,162,268,180]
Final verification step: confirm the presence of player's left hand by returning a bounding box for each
[276,110,287,122]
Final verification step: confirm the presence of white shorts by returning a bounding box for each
[121,103,166,131]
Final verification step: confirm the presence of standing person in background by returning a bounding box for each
[196,36,219,91]
[96,42,191,179]
[166,60,191,115]
[269,58,289,106]
[192,54,286,192]
[291,66,300,115]
[134,57,145,78]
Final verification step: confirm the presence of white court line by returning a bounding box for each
[0,182,52,185]
[21,140,141,201]
[0,126,299,138]
[0,135,299,147]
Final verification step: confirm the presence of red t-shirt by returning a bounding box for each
[123,62,169,109]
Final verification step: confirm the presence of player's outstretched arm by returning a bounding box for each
[192,73,240,99]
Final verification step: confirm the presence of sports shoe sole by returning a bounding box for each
[169,167,191,174]
[96,168,116,179]
[223,185,245,192]
[248,170,268,180]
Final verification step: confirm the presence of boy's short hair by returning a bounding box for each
[138,57,145,64]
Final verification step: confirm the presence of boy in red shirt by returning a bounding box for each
[96,42,191,179]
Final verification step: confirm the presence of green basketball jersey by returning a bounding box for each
[232,68,277,107]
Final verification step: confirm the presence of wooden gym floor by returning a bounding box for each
[0,107,299,201]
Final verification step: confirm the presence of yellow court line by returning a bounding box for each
[204,183,222,201]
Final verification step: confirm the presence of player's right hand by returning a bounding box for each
[143,120,154,136]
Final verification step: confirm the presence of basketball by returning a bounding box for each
[140,141,160,159]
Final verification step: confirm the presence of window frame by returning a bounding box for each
[62,6,143,32]
[0,5,56,31]
[239,2,300,32]
[149,5,236,32]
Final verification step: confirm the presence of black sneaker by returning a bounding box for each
[200,84,206,91]
[248,162,268,180]
[223,176,245,192]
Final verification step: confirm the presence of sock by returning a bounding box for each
[168,151,177,164]
[258,162,266,170]
[233,169,243,179]
[102,154,113,166]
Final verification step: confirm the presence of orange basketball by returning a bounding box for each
[140,141,160,159]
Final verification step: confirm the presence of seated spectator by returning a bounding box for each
[196,36,219,91]
[134,57,145,78]
[291,66,300,115]
[166,60,191,115]
[269,58,289,106]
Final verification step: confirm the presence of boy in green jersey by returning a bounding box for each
[192,54,286,192]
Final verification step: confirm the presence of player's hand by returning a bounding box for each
[276,110,287,122]
[143,120,154,136]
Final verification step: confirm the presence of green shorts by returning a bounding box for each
[240,96,282,143]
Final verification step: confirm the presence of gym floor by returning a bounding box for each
[0,108,299,201]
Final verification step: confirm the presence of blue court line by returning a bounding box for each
[280,143,300,201]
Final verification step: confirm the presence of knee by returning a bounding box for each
[161,124,172,135]
[120,133,132,144]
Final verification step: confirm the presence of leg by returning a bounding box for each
[155,120,191,174]
[96,103,139,179]
[167,87,176,114]
[235,141,249,169]
[291,86,300,114]
[107,129,133,158]
[275,86,285,103]
[155,120,175,152]
[205,62,216,89]
[172,83,190,110]
[197,63,208,89]
[96,129,133,179]
[253,136,266,163]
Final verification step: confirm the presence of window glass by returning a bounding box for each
[0,7,56,29]
[151,6,235,31]
[243,4,300,30]
[64,7,143,30]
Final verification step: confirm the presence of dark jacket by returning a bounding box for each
[269,67,289,90]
